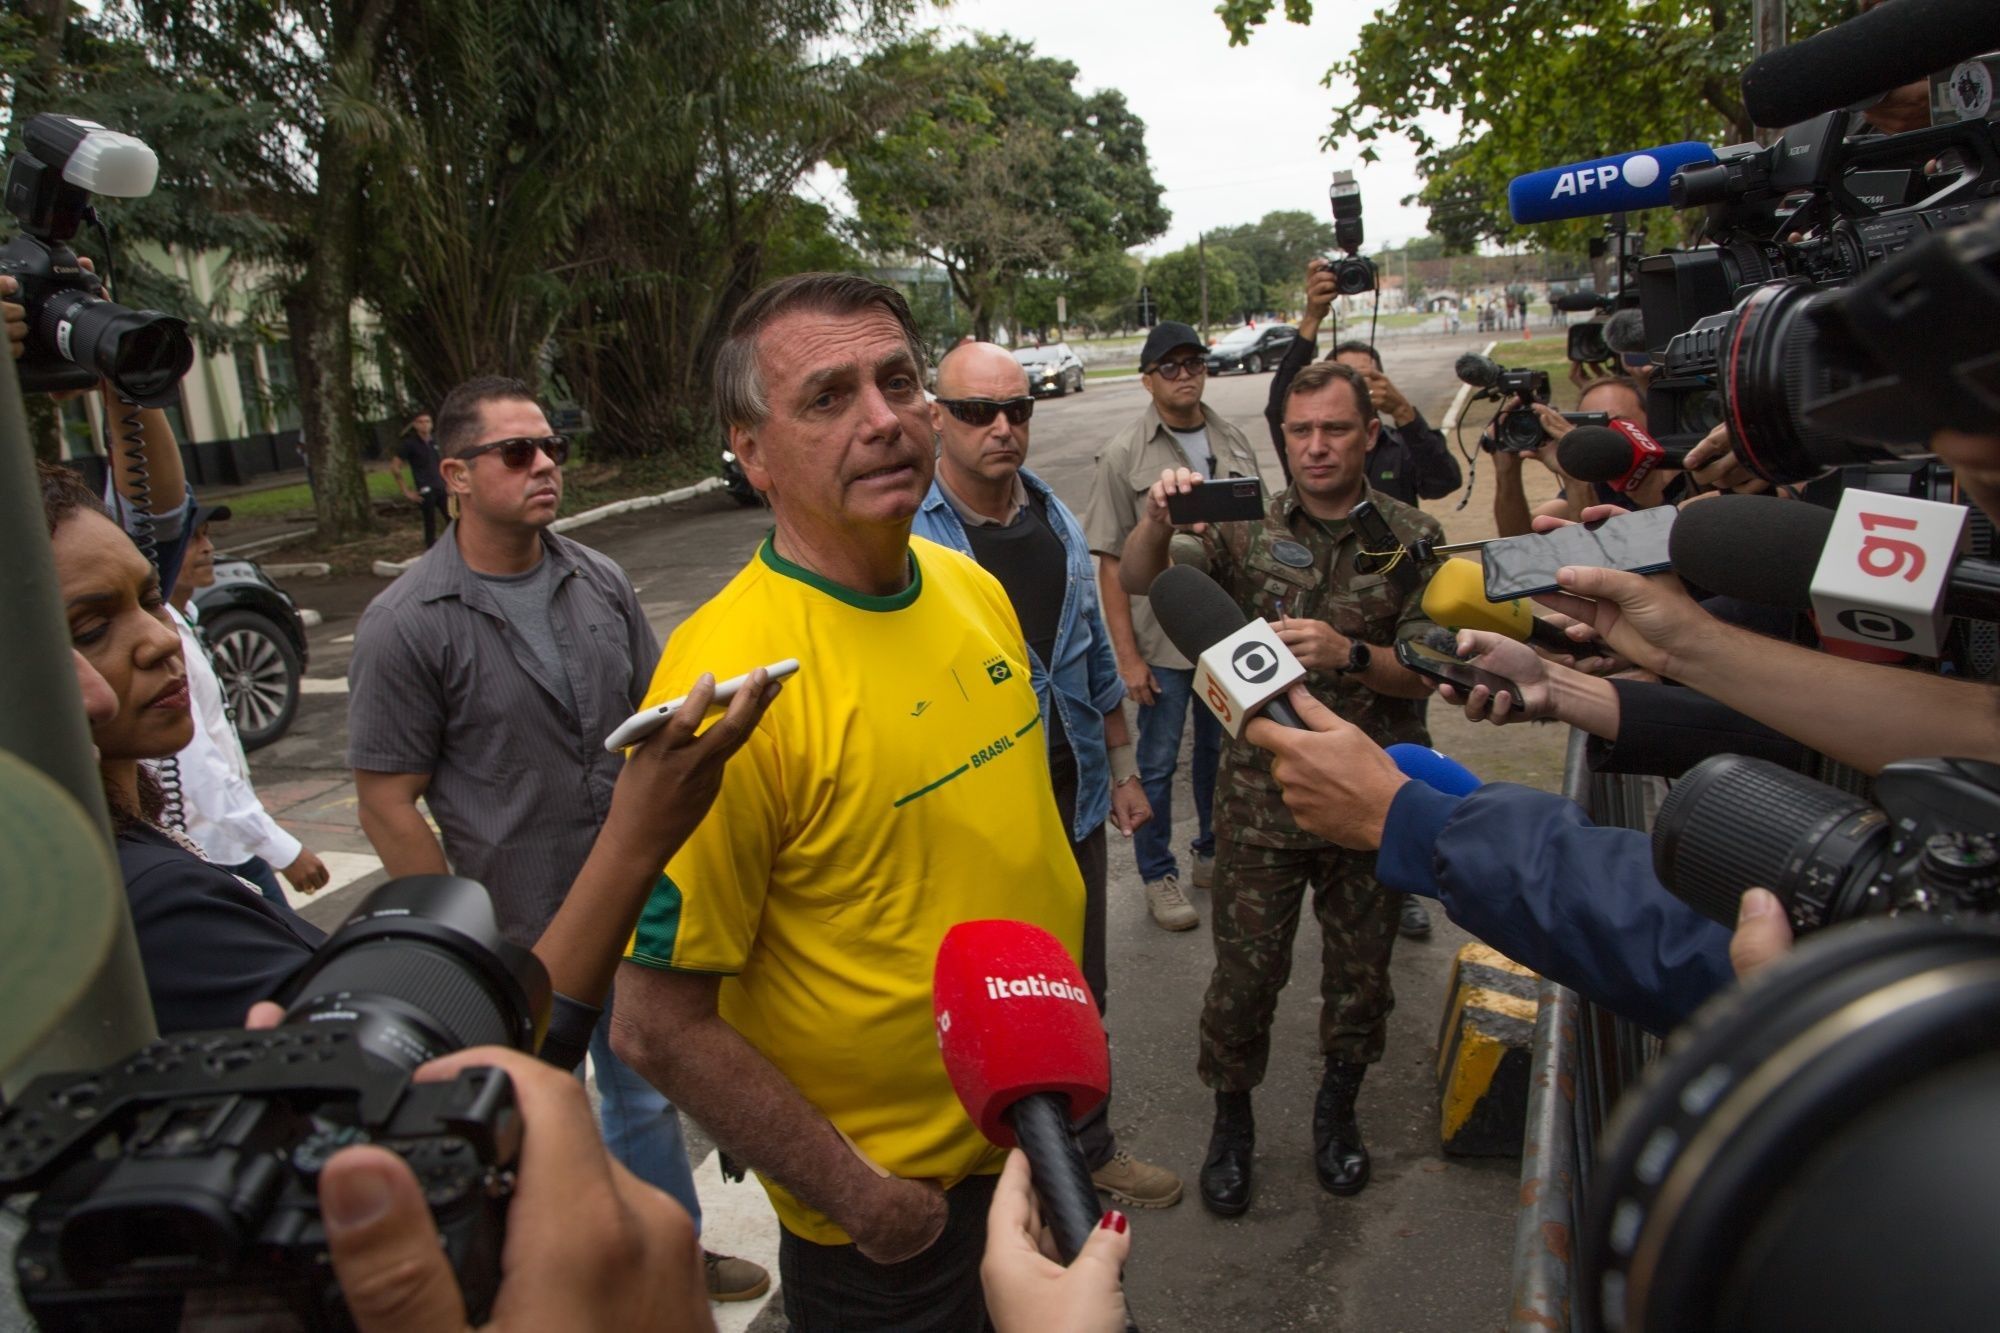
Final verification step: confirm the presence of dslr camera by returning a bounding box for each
[0,876,550,1331]
[1323,170,1375,296]
[0,112,193,406]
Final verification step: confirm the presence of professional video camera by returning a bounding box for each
[0,112,193,406]
[1453,352,1576,452]
[0,876,550,1331]
[1324,169,1375,296]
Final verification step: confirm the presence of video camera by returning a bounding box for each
[1453,353,1611,452]
[0,876,549,1331]
[0,113,193,407]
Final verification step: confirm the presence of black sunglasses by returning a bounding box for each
[936,396,1035,427]
[1148,357,1207,380]
[457,434,571,468]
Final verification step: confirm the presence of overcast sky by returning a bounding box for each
[808,0,1463,259]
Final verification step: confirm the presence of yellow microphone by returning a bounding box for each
[1420,558,1574,652]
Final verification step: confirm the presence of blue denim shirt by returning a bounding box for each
[912,470,1126,841]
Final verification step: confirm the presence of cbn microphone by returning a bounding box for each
[1668,492,2000,657]
[933,920,1110,1264]
[1556,421,1687,494]
[1739,0,2000,130]
[1149,564,1309,733]
[1385,743,1482,797]
[1454,352,1503,391]
[1420,558,1578,655]
[1507,142,1718,225]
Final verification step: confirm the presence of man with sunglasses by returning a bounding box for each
[910,340,1180,1213]
[1083,321,1264,932]
[346,375,770,1305]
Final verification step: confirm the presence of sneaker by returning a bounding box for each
[1192,850,1216,890]
[1144,874,1198,931]
[1092,1148,1184,1209]
[705,1250,771,1303]
[1398,897,1433,940]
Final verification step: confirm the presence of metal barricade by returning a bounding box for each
[1507,729,1663,1333]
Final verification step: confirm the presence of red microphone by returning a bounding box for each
[935,919,1109,1264]
[1556,420,1686,494]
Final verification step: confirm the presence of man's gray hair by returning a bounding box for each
[714,273,928,432]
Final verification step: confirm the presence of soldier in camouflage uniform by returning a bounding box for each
[1119,359,1444,1217]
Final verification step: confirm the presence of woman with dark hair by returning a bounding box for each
[41,461,324,1032]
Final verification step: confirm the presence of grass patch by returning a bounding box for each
[1084,366,1136,379]
[219,467,404,521]
[1486,338,1591,410]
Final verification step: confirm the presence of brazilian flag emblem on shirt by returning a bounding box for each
[984,656,1013,685]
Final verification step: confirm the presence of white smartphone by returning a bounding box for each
[602,658,800,753]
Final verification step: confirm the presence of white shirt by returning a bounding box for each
[160,601,302,870]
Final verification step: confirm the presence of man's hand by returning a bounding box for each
[3,276,25,361]
[281,848,331,895]
[1682,423,1768,495]
[1730,888,1794,980]
[981,1150,1131,1333]
[1434,630,1551,724]
[1116,653,1159,708]
[1108,777,1151,837]
[318,1046,710,1333]
[1531,565,1713,680]
[1141,465,1204,532]
[1242,684,1409,850]
[1273,616,1351,673]
[1529,402,1577,445]
[1359,370,1414,427]
[1303,259,1336,321]
[849,1174,949,1265]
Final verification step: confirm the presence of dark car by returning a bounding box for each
[1014,343,1086,397]
[192,556,311,751]
[1206,323,1299,375]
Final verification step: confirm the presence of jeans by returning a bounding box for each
[225,855,287,907]
[587,1006,702,1235]
[778,1172,997,1331]
[1132,665,1220,883]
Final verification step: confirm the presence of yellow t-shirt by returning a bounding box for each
[624,533,1085,1243]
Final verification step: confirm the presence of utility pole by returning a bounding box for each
[1754,0,1786,144]
[1198,231,1209,338]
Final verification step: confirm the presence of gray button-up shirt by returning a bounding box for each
[346,526,660,945]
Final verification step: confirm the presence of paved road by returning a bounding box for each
[244,324,1567,1330]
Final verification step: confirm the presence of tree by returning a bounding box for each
[1217,0,1853,251]
[1207,208,1337,308]
[839,33,1169,339]
[1145,244,1236,330]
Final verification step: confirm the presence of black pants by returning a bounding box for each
[417,488,451,547]
[778,1172,998,1331]
[1051,747,1115,1170]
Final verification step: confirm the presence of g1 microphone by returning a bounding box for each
[1507,143,1718,225]
[934,919,1109,1265]
[1739,0,2000,130]
[1556,421,1687,493]
[1385,743,1482,797]
[1454,352,1503,390]
[1420,558,1577,655]
[1149,564,1308,734]
[1668,492,2000,658]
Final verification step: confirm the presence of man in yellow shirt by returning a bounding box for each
[611,274,1086,1331]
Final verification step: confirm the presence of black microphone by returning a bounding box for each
[1454,352,1504,391]
[1603,308,1647,356]
[1553,291,1609,314]
[1557,423,1690,489]
[1668,493,2000,620]
[1739,0,2000,129]
[1148,565,1308,730]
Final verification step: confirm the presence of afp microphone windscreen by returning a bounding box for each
[1507,142,1717,225]
[933,919,1109,1149]
[1738,0,2000,130]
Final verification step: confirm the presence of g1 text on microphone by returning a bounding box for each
[933,919,1110,1266]
[1737,0,2000,130]
[1556,422,1687,494]
[1148,564,1309,734]
[1507,143,1718,225]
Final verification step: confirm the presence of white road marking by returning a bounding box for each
[299,678,350,695]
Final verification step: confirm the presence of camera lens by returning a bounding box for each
[37,289,193,407]
[1498,408,1545,452]
[1652,753,1889,933]
[1718,279,1889,485]
[1333,255,1375,296]
[282,875,551,1072]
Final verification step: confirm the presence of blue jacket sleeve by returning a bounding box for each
[1377,780,1735,1034]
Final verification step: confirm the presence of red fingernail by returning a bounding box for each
[1111,1211,1128,1234]
[1098,1209,1116,1229]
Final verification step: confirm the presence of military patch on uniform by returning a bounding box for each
[1269,539,1314,569]
[983,655,1013,685]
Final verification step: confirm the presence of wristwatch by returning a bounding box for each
[1338,640,1372,675]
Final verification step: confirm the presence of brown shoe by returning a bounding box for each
[1144,874,1198,931]
[1091,1148,1184,1209]
[704,1250,771,1303]
[1192,850,1216,890]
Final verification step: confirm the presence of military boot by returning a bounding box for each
[1199,1090,1255,1217]
[1313,1060,1371,1196]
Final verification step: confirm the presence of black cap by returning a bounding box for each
[1139,322,1204,372]
[191,501,233,529]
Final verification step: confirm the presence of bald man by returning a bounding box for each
[911,342,1181,1211]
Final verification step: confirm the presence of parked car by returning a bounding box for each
[1206,323,1299,375]
[1014,343,1086,397]
[192,555,310,751]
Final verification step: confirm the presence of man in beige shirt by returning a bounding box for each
[1082,321,1263,931]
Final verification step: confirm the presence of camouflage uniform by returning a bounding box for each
[1175,486,1445,1091]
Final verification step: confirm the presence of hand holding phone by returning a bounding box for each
[1396,637,1520,700]
[604,658,801,752]
[1481,505,1677,601]
[1164,477,1265,526]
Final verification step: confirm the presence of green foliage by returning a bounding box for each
[1206,208,1337,308]
[1145,243,1237,328]
[838,32,1169,338]
[1217,0,1856,251]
